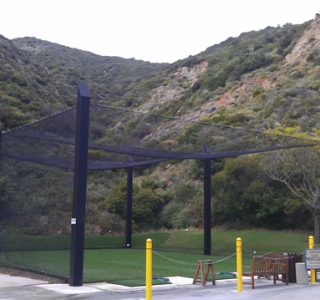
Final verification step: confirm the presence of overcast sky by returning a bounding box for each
[1,0,319,63]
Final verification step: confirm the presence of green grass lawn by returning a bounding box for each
[84,248,240,283]
[0,229,317,284]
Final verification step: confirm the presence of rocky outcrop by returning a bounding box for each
[285,15,320,66]
[140,61,208,112]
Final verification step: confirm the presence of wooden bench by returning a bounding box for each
[245,253,289,288]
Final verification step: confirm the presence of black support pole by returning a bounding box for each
[126,167,133,248]
[0,130,2,157]
[0,130,2,164]
[203,159,212,255]
[69,83,90,286]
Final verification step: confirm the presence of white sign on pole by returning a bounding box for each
[305,249,320,270]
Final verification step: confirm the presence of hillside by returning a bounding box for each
[124,17,320,133]
[1,15,320,234]
[84,17,320,155]
[13,37,168,104]
[2,17,320,133]
[0,34,63,128]
[0,36,168,130]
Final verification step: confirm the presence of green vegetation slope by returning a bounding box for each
[1,15,320,235]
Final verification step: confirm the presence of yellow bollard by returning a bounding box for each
[146,239,152,300]
[236,237,243,292]
[309,235,316,284]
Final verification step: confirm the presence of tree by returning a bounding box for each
[105,178,168,230]
[212,156,287,229]
[264,127,320,241]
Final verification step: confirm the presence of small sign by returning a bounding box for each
[305,249,320,270]
[71,218,77,225]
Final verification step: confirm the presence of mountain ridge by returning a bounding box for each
[1,15,320,134]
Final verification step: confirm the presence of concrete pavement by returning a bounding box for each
[0,273,320,299]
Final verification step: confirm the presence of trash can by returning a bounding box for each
[295,262,308,284]
[287,253,303,283]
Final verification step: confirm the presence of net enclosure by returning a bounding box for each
[0,83,318,285]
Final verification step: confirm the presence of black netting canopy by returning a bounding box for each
[1,100,318,171]
[0,83,319,286]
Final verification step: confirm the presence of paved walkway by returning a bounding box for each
[0,273,320,300]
